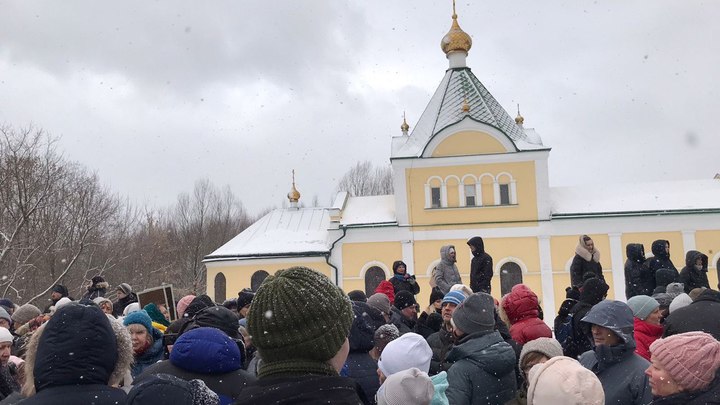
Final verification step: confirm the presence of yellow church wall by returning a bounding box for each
[341,241,403,278]
[405,161,538,225]
[207,259,332,302]
[431,131,508,157]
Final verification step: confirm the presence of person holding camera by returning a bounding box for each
[390,261,420,296]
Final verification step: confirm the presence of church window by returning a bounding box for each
[431,187,441,208]
[499,184,510,205]
[365,266,386,296]
[465,184,476,206]
[214,272,227,303]
[500,262,523,296]
[251,270,270,291]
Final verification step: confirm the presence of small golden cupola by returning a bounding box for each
[515,104,525,128]
[287,170,301,208]
[441,0,472,68]
[401,112,410,136]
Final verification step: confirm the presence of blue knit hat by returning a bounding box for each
[442,291,466,306]
[123,309,153,332]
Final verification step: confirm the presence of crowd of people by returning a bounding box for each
[0,235,717,404]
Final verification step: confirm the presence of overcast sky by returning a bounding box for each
[1,1,718,215]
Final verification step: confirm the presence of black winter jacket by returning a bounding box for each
[345,302,379,404]
[389,275,420,296]
[625,243,649,298]
[570,255,604,288]
[467,236,493,293]
[113,292,138,317]
[389,306,416,335]
[445,330,517,405]
[679,250,710,293]
[645,240,678,279]
[232,375,364,405]
[663,289,720,340]
[426,327,454,376]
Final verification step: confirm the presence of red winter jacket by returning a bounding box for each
[633,317,663,361]
[502,284,552,344]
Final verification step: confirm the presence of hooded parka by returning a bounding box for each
[445,331,517,405]
[467,237,493,294]
[679,250,710,293]
[579,300,652,405]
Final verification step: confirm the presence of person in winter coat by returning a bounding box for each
[127,373,219,405]
[16,303,131,404]
[563,278,608,359]
[42,284,69,314]
[466,236,493,294]
[140,327,253,405]
[526,356,604,405]
[389,261,420,296]
[344,301,380,403]
[553,287,579,340]
[679,250,710,293]
[626,295,663,361]
[389,291,418,335]
[365,293,391,330]
[432,245,462,295]
[0,328,19,401]
[426,291,465,376]
[81,275,109,301]
[663,288,720,340]
[645,332,720,404]
[445,293,517,405]
[143,303,171,332]
[124,310,165,378]
[508,337,564,405]
[570,235,603,287]
[113,283,138,317]
[653,268,679,295]
[625,243,649,298]
[579,300,652,405]
[645,240,678,283]
[232,267,363,404]
[502,284,552,345]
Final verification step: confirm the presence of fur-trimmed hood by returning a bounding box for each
[22,304,134,397]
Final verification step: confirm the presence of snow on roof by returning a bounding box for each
[392,67,544,158]
[340,195,396,226]
[205,207,331,260]
[551,179,720,216]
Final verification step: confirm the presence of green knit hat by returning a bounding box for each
[248,266,353,378]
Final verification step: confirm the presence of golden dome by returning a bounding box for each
[515,105,524,125]
[287,170,300,203]
[441,12,472,55]
[401,113,410,132]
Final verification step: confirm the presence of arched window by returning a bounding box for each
[214,272,227,303]
[251,270,270,292]
[500,262,523,296]
[425,176,444,208]
[495,173,517,205]
[365,266,386,296]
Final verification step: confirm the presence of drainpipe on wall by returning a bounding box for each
[326,225,347,286]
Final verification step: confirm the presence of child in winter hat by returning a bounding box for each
[526,356,604,404]
[377,332,432,380]
[246,266,353,378]
[649,331,720,393]
[376,367,434,405]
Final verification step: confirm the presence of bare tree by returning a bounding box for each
[336,160,393,197]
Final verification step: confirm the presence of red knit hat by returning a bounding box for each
[649,332,720,392]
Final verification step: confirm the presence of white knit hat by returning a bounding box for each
[376,367,434,405]
[527,356,604,405]
[669,293,693,314]
[54,297,72,310]
[0,326,13,343]
[378,333,432,377]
